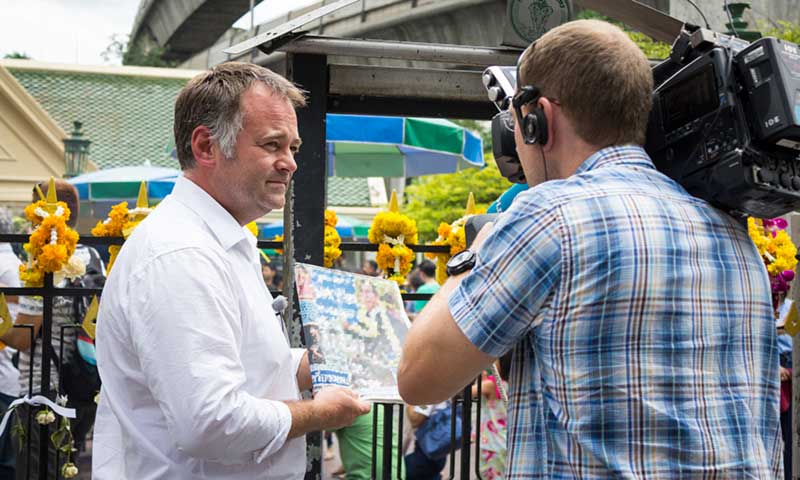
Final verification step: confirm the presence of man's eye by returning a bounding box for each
[290,146,300,154]
[263,142,279,151]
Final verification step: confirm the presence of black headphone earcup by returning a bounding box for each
[522,108,548,145]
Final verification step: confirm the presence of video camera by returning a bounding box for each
[482,25,800,218]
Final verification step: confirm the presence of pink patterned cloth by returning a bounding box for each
[479,375,507,479]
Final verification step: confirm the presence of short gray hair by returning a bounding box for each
[174,62,306,169]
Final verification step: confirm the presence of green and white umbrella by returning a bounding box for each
[326,114,484,177]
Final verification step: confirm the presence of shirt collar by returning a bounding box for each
[170,176,249,251]
[574,145,654,176]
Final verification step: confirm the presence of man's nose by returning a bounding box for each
[278,149,298,175]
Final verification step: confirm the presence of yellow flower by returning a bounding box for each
[321,210,342,268]
[369,198,418,284]
[19,193,82,285]
[92,202,128,237]
[19,264,43,287]
[426,215,470,285]
[748,216,799,281]
[324,210,338,227]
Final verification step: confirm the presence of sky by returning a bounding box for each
[0,0,318,65]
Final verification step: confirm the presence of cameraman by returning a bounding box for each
[398,19,782,478]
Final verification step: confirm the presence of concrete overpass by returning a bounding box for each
[180,0,508,71]
[131,0,687,71]
[129,0,263,62]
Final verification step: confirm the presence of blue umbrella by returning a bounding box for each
[326,114,485,177]
[260,214,370,239]
[68,166,180,201]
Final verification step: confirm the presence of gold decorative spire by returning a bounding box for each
[136,181,148,210]
[388,190,400,213]
[0,293,12,337]
[465,192,476,215]
[43,177,59,214]
[82,295,99,339]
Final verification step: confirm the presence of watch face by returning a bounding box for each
[446,249,476,275]
[448,250,473,265]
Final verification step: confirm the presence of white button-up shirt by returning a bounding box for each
[93,177,306,479]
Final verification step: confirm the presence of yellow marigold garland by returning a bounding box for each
[368,190,417,285]
[267,212,341,267]
[91,202,128,274]
[748,217,798,313]
[90,182,153,274]
[427,193,478,285]
[18,179,83,287]
[324,210,342,268]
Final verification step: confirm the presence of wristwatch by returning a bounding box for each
[446,249,477,276]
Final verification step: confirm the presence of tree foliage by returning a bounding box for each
[3,52,31,59]
[102,34,177,68]
[576,9,671,59]
[404,156,512,242]
[762,21,800,43]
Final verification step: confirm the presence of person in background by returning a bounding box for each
[404,402,450,480]
[0,208,20,480]
[411,260,439,313]
[472,363,508,480]
[260,257,278,289]
[361,260,379,277]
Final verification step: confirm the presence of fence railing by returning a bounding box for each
[0,233,484,479]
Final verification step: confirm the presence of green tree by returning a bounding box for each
[404,156,511,242]
[577,9,671,59]
[102,34,177,68]
[3,52,31,59]
[762,21,800,43]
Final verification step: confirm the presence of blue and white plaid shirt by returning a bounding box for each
[450,146,782,478]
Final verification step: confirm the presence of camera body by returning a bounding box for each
[483,26,800,218]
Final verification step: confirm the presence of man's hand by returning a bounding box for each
[286,386,371,438]
[312,386,371,430]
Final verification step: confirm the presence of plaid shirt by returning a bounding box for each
[450,146,783,478]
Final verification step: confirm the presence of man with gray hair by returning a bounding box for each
[93,62,370,479]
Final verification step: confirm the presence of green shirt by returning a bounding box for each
[413,282,440,313]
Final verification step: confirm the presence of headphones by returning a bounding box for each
[513,42,549,145]
[512,86,549,145]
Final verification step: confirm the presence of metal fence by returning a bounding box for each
[0,233,484,479]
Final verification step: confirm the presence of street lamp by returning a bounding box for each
[63,121,90,178]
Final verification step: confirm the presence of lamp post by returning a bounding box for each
[63,121,90,178]
[724,2,762,42]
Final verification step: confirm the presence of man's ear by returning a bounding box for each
[540,98,556,152]
[191,125,218,168]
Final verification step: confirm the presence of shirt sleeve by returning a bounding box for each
[128,248,293,465]
[290,348,306,377]
[449,193,562,357]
